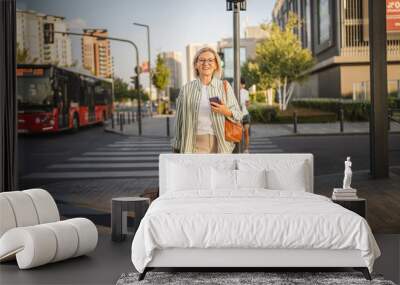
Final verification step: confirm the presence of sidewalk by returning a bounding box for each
[105,114,400,138]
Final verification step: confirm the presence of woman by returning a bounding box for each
[172,47,243,153]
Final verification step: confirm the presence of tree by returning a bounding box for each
[113,77,130,102]
[152,54,170,113]
[129,88,149,102]
[241,59,272,91]
[256,13,315,110]
[16,42,38,64]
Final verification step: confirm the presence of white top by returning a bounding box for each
[240,88,250,116]
[196,85,215,135]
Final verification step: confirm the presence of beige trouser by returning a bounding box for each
[194,134,218,153]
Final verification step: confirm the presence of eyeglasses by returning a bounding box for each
[198,58,215,65]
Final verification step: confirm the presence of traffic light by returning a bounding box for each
[43,23,54,44]
[130,75,138,89]
[134,66,141,75]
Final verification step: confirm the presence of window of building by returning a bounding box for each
[314,0,333,53]
[318,0,330,44]
[222,47,246,80]
[305,0,312,49]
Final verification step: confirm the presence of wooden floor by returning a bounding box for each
[315,168,400,234]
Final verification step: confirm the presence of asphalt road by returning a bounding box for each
[18,124,122,180]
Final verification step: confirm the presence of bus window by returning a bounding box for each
[94,84,105,104]
[17,76,53,108]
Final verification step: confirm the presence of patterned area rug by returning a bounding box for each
[116,271,396,285]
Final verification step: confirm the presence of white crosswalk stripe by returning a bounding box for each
[23,136,171,180]
[247,137,283,153]
[68,157,158,162]
[23,136,283,179]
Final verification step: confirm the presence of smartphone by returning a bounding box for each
[209,97,221,104]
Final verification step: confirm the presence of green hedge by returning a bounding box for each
[248,103,277,123]
[249,91,268,103]
[389,97,400,109]
[290,99,368,121]
[291,98,400,121]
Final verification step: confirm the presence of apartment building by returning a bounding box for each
[16,9,72,66]
[161,51,183,89]
[218,26,268,81]
[82,29,112,78]
[272,0,400,99]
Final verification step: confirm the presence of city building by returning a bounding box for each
[244,25,269,39]
[161,51,183,89]
[218,28,268,81]
[81,29,112,78]
[16,9,72,66]
[272,0,400,99]
[186,43,218,83]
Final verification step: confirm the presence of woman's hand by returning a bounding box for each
[210,101,232,117]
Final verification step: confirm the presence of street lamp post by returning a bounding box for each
[133,22,153,116]
[227,0,246,153]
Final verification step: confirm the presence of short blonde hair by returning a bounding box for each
[193,47,222,79]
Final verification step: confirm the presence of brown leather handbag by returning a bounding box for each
[223,80,243,143]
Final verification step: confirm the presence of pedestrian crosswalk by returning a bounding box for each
[23,136,283,180]
[247,137,284,153]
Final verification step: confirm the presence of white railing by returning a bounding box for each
[340,0,400,58]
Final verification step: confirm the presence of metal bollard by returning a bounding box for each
[293,112,298,134]
[116,112,120,124]
[127,111,131,124]
[111,113,115,129]
[166,117,170,137]
[339,108,344,133]
[388,108,392,131]
[132,111,135,122]
[119,114,123,132]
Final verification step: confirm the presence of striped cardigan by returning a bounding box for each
[171,77,243,153]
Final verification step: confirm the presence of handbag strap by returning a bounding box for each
[222,80,228,104]
[222,80,241,125]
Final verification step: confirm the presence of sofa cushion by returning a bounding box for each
[0,196,17,238]
[24,189,59,224]
[0,192,39,227]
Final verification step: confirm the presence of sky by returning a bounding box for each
[17,0,275,86]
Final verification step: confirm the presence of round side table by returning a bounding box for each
[111,197,150,242]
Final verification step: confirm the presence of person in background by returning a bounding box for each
[171,47,242,153]
[240,77,251,153]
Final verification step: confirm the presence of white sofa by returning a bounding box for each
[0,188,98,269]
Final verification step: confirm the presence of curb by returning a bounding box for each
[251,131,400,139]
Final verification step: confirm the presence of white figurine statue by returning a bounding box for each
[342,157,352,189]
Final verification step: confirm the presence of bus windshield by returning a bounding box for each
[17,76,53,108]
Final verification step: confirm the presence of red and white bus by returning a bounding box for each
[17,64,114,133]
